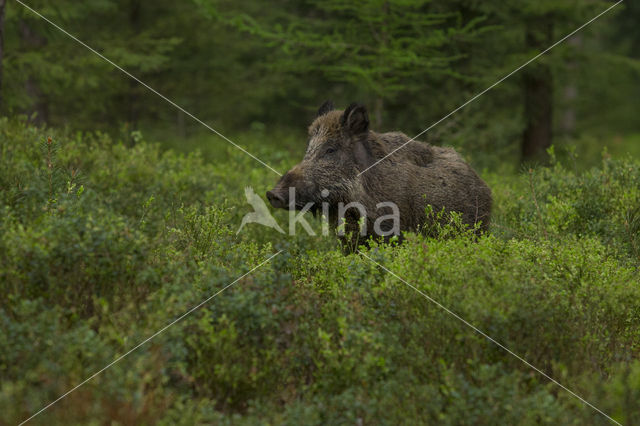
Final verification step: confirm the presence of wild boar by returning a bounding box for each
[266,101,492,245]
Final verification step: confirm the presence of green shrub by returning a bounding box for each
[1,118,638,424]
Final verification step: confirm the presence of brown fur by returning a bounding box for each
[267,102,492,244]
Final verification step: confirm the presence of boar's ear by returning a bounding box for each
[341,103,369,135]
[317,100,334,117]
[353,139,375,171]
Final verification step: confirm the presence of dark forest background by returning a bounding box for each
[0,0,638,168]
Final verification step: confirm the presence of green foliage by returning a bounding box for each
[2,1,640,423]
[494,147,640,261]
[1,119,639,424]
[206,0,489,101]
[2,0,639,167]
[3,0,182,129]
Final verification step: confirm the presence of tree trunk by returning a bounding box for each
[177,110,186,138]
[522,18,554,162]
[373,2,389,128]
[128,0,141,128]
[560,35,582,136]
[374,97,384,128]
[19,19,49,124]
[0,0,6,110]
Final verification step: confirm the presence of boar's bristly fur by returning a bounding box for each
[266,101,492,246]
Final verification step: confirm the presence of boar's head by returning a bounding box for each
[266,101,378,212]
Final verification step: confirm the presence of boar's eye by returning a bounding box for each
[324,147,337,155]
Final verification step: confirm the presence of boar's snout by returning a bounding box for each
[266,189,288,209]
[267,165,308,210]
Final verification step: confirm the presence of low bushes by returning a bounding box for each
[1,118,638,424]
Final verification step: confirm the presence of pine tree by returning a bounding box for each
[2,0,181,129]
[203,0,491,127]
